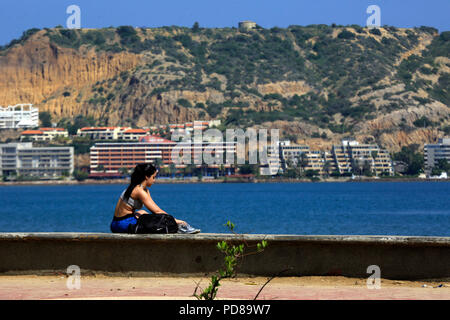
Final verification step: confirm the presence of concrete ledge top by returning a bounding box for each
[1,232,450,246]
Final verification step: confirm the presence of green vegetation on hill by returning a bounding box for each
[1,25,449,137]
[0,28,40,51]
[392,144,425,176]
[396,31,450,106]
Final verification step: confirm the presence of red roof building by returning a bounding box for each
[21,128,68,141]
[89,135,237,173]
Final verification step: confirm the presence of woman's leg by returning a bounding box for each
[139,210,185,224]
[136,210,188,227]
[111,215,138,233]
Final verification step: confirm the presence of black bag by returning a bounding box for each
[128,214,179,234]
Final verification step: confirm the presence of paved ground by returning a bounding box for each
[0,275,449,300]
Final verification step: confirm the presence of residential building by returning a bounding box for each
[77,121,221,141]
[302,151,323,173]
[20,128,68,142]
[89,136,173,173]
[322,151,339,175]
[259,143,281,176]
[0,104,39,129]
[331,140,393,176]
[118,128,150,141]
[77,127,131,140]
[424,137,450,172]
[0,142,74,179]
[278,141,310,170]
[89,135,237,175]
[168,120,222,134]
[279,139,393,176]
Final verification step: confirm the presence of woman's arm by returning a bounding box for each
[137,188,187,225]
[137,188,167,214]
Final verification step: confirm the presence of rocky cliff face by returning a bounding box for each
[0,26,448,154]
[0,30,139,118]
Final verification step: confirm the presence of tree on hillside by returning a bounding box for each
[298,153,309,174]
[192,22,200,33]
[69,115,96,135]
[362,160,373,177]
[431,159,450,176]
[39,111,52,127]
[323,160,332,178]
[392,144,424,176]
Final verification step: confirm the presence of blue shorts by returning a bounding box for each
[110,214,138,233]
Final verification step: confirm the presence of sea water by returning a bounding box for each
[0,181,448,236]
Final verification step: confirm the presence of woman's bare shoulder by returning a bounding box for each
[134,186,151,199]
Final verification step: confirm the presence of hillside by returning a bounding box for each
[0,25,449,152]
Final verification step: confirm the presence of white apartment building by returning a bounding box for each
[259,143,281,176]
[277,139,393,176]
[332,140,393,176]
[118,128,150,141]
[278,140,310,170]
[424,137,450,171]
[77,127,131,140]
[168,120,222,133]
[0,142,74,179]
[0,104,39,129]
[20,128,69,142]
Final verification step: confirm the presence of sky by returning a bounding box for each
[0,0,449,45]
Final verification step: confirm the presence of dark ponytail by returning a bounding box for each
[123,163,157,201]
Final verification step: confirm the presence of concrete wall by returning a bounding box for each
[0,233,449,280]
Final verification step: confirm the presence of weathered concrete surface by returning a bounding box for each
[0,233,449,280]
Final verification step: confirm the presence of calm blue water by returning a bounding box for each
[0,182,449,236]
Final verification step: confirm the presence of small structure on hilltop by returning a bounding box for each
[238,21,257,32]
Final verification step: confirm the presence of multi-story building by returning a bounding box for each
[168,124,187,133]
[20,128,68,142]
[331,140,356,174]
[331,140,393,176]
[278,141,310,170]
[424,137,450,172]
[0,104,39,129]
[0,142,74,179]
[301,151,340,175]
[77,127,131,140]
[259,143,281,176]
[77,122,221,141]
[89,135,237,175]
[302,151,323,173]
[168,120,222,134]
[118,128,150,141]
[90,136,174,172]
[279,139,393,176]
[371,149,394,175]
[322,151,339,175]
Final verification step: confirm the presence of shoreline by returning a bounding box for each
[0,177,449,186]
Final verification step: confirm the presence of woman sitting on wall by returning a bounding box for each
[111,163,200,234]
